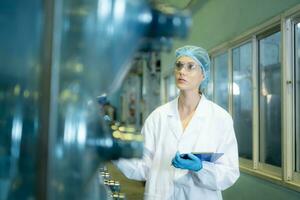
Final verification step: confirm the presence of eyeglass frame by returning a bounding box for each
[174,61,201,73]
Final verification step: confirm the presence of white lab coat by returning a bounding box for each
[114,95,240,200]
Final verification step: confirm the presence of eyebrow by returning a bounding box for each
[176,61,198,64]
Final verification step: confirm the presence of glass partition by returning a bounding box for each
[232,42,253,159]
[258,31,282,167]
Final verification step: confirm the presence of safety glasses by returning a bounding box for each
[174,61,199,72]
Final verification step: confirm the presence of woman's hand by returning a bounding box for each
[172,152,202,172]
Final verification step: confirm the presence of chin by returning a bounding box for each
[177,85,199,93]
[176,84,185,90]
[177,85,189,91]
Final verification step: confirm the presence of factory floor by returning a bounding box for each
[106,162,145,200]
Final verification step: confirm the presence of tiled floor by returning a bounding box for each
[106,162,145,200]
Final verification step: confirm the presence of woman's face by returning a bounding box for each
[174,56,204,92]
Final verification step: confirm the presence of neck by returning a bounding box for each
[178,90,201,112]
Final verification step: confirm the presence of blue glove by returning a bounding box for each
[172,152,203,172]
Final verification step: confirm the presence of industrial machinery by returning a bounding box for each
[0,0,191,199]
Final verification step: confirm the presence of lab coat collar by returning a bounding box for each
[167,94,209,140]
[167,94,208,119]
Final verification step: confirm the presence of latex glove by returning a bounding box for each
[172,152,202,172]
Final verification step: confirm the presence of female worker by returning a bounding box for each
[114,45,239,200]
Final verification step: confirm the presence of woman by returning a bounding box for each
[114,45,239,200]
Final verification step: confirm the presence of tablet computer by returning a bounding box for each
[180,152,224,162]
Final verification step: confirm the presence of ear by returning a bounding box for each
[199,71,205,80]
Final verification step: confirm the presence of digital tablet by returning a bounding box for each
[180,152,224,162]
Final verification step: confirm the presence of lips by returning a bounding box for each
[178,78,187,83]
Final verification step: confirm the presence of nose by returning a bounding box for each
[178,66,188,74]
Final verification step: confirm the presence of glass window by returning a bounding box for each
[295,22,300,172]
[214,53,229,110]
[233,42,253,159]
[205,68,214,100]
[258,31,282,167]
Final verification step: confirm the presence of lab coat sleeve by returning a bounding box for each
[190,117,240,191]
[113,113,156,181]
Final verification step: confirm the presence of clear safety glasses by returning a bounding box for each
[174,61,199,72]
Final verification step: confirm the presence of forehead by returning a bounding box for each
[176,56,197,63]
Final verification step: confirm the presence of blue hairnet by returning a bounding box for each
[175,45,210,90]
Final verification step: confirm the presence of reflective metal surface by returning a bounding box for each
[47,1,149,198]
[0,0,43,199]
[0,0,191,199]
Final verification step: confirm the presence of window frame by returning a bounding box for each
[287,14,300,185]
[283,5,300,186]
[294,18,300,182]
[207,4,300,192]
[256,27,282,177]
